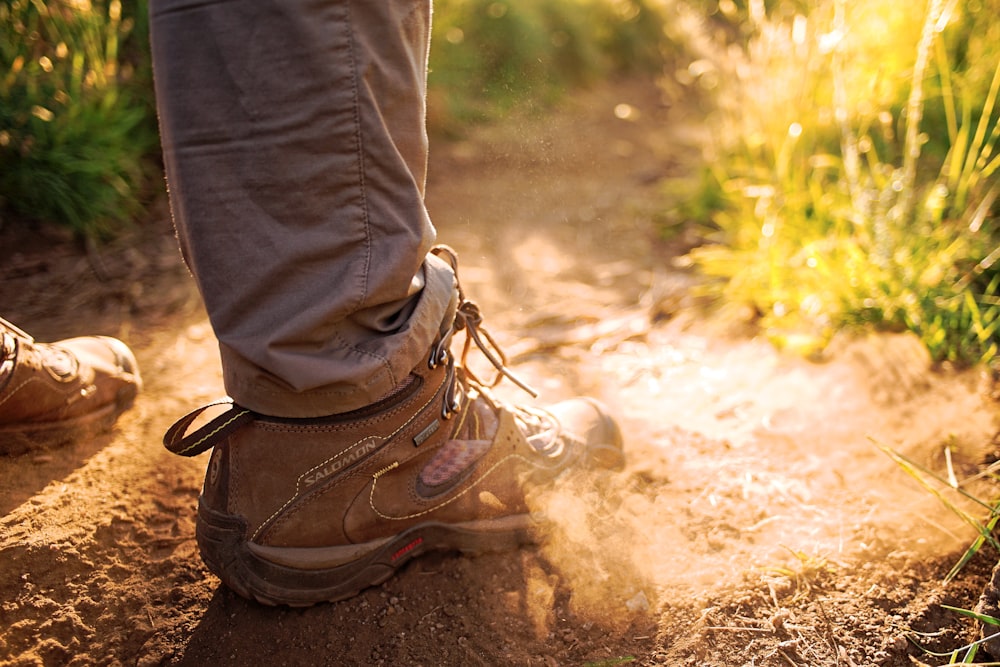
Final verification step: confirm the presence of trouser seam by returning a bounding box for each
[345,0,371,313]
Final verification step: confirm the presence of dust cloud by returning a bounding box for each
[522,327,998,628]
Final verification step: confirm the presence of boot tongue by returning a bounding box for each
[453,395,497,441]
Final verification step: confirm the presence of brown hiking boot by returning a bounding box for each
[0,317,142,455]
[164,248,625,606]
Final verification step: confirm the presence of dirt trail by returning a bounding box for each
[2,77,999,667]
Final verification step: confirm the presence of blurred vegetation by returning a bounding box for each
[427,0,668,127]
[1,0,671,238]
[681,0,1000,367]
[1,0,157,239]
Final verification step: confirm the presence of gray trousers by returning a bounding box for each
[150,0,456,417]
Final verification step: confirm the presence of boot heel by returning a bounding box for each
[195,499,256,600]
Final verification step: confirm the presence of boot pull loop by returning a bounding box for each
[163,399,253,457]
[457,301,538,398]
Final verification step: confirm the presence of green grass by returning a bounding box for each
[873,438,1000,582]
[0,0,157,239]
[428,0,669,129]
[684,0,1000,366]
[876,437,1000,663]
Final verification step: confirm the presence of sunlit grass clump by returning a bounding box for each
[1,0,156,239]
[687,0,1000,366]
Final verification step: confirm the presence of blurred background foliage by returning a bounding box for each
[1,0,156,239]
[0,0,673,238]
[1,0,999,367]
[427,0,669,126]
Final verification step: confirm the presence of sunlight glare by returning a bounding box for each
[817,29,844,54]
[792,15,807,45]
[613,103,635,120]
[30,106,54,122]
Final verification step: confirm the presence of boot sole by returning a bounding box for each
[196,499,538,606]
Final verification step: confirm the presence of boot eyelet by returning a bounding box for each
[441,396,461,420]
[428,347,449,370]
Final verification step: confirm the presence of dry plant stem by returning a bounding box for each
[896,0,948,223]
[832,0,862,210]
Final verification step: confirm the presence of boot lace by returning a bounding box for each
[0,316,33,343]
[429,246,563,457]
[429,245,537,411]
